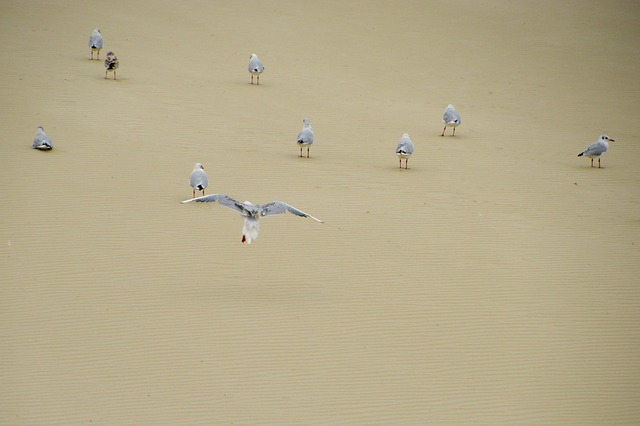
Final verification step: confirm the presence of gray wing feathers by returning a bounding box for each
[396,139,414,155]
[260,202,323,222]
[248,58,264,73]
[181,194,246,214]
[90,34,103,49]
[443,108,460,124]
[190,170,208,189]
[33,131,52,149]
[582,142,607,156]
[297,128,314,144]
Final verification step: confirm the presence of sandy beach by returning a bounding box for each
[1,0,639,424]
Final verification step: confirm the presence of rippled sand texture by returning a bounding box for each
[1,0,639,424]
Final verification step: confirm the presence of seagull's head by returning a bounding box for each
[600,135,614,142]
[194,162,204,170]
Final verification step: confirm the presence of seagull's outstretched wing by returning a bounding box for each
[260,201,323,222]
[181,194,246,214]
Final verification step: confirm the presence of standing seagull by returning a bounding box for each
[248,53,264,85]
[296,118,314,158]
[578,135,615,168]
[181,194,323,244]
[32,126,53,150]
[441,104,461,136]
[395,133,414,169]
[189,163,209,198]
[104,51,119,79]
[89,28,103,60]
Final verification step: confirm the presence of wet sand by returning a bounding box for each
[1,0,639,424]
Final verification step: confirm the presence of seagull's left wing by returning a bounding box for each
[260,201,323,222]
[181,194,247,215]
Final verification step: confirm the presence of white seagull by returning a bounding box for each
[32,126,53,150]
[89,28,103,60]
[578,135,615,168]
[189,163,209,198]
[396,133,414,169]
[248,53,264,85]
[181,194,323,244]
[441,104,461,136]
[296,118,314,158]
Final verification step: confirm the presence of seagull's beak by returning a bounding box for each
[609,138,615,142]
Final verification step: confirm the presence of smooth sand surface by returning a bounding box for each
[2,1,640,424]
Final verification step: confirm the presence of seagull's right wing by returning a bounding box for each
[181,194,246,214]
[260,201,323,222]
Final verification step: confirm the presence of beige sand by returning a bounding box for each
[1,0,639,424]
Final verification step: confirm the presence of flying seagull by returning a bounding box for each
[189,163,209,198]
[248,53,264,85]
[32,126,53,150]
[104,51,119,79]
[89,28,103,60]
[296,118,314,158]
[181,194,323,244]
[395,133,414,169]
[441,104,461,136]
[578,135,615,168]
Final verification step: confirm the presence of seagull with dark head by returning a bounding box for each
[578,135,615,168]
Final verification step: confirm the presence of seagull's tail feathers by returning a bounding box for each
[577,152,584,157]
[242,218,260,244]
